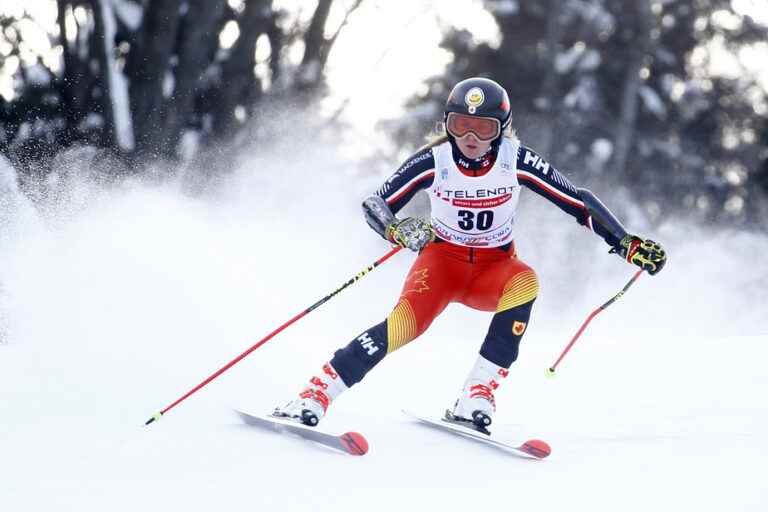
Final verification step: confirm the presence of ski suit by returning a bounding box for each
[330,137,621,387]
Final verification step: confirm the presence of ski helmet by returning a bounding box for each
[444,77,512,141]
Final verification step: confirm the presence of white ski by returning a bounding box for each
[403,410,551,459]
[235,409,368,456]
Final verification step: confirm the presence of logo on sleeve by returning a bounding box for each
[357,332,379,356]
[522,150,550,174]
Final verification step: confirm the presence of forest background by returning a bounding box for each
[1,0,767,228]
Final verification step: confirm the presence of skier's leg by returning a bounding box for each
[452,256,539,428]
[330,244,465,386]
[277,243,465,425]
[480,261,538,367]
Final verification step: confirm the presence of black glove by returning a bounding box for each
[387,217,435,252]
[612,235,667,275]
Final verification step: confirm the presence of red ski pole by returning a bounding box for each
[145,246,403,425]
[546,270,643,377]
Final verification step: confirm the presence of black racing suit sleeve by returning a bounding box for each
[374,147,436,214]
[361,147,437,239]
[515,145,625,247]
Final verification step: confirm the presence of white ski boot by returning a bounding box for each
[450,355,509,433]
[274,363,348,427]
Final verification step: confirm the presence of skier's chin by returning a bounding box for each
[457,140,489,159]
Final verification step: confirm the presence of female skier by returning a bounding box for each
[275,77,667,431]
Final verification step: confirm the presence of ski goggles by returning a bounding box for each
[446,112,501,141]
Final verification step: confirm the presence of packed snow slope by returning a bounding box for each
[1,147,767,512]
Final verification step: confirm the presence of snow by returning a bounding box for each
[24,62,51,86]
[556,45,600,75]
[1,143,767,511]
[591,138,613,162]
[488,0,519,15]
[100,0,135,151]
[564,76,598,110]
[573,0,615,34]
[109,0,143,31]
[578,48,601,71]
[639,84,668,119]
[178,129,201,161]
[78,112,104,131]
[299,59,322,85]
[0,155,40,343]
[13,122,31,143]
[163,70,175,99]
[555,45,585,74]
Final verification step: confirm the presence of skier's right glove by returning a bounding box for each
[611,235,667,275]
[387,217,435,252]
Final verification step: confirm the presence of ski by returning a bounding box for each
[235,410,369,456]
[403,410,551,459]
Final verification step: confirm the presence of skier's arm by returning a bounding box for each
[516,146,667,274]
[370,147,436,215]
[577,188,629,244]
[362,148,436,251]
[515,146,623,246]
[362,195,396,239]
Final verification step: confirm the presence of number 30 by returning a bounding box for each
[458,210,494,231]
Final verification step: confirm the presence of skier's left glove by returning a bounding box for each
[611,235,667,275]
[387,217,435,252]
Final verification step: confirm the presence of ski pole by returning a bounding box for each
[145,245,403,426]
[546,269,643,377]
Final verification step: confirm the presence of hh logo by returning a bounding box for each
[358,332,379,356]
[522,150,550,175]
[512,321,527,336]
[403,268,429,295]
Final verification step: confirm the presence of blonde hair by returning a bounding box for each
[418,119,518,152]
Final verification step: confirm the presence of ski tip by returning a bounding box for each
[520,439,551,459]
[545,368,556,379]
[340,432,369,456]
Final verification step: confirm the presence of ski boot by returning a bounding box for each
[273,363,347,427]
[449,355,509,434]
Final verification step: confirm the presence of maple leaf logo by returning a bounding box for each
[403,268,430,295]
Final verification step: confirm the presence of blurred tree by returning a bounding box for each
[388,0,768,229]
[0,0,364,175]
